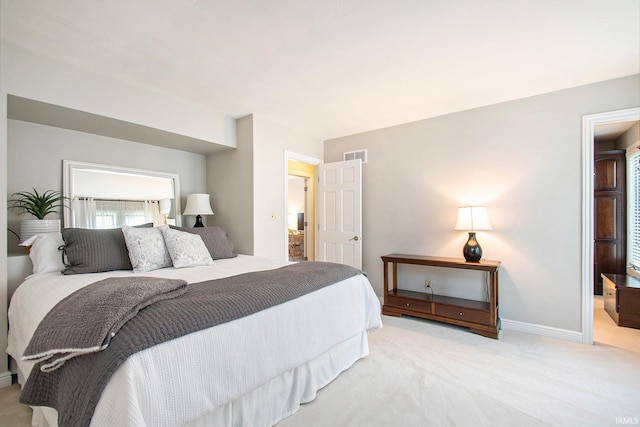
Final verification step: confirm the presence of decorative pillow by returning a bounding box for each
[122,226,173,273]
[169,225,237,260]
[20,233,65,276]
[159,226,214,268]
[62,224,153,275]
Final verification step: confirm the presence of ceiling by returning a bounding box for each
[2,0,639,141]
[595,121,639,142]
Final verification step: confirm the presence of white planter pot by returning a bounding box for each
[19,219,61,243]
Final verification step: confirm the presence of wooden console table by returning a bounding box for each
[382,254,501,339]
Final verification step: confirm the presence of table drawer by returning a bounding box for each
[436,304,490,324]
[386,294,432,313]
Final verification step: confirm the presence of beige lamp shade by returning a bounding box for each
[183,194,214,227]
[183,194,214,216]
[454,206,492,231]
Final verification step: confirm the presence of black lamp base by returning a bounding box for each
[463,232,482,262]
[193,215,204,227]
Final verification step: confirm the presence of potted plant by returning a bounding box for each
[8,188,68,242]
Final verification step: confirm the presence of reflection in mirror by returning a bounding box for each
[63,160,181,229]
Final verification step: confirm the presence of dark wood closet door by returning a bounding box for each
[594,150,626,295]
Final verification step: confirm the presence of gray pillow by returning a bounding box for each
[61,224,153,275]
[169,225,237,260]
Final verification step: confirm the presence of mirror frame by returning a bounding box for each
[62,160,182,228]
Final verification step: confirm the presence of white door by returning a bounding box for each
[317,159,362,268]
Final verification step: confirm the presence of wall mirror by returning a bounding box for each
[63,160,181,229]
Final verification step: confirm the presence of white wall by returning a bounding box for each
[206,116,255,255]
[324,74,640,334]
[252,115,323,259]
[207,115,323,259]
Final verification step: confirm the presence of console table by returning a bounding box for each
[382,254,501,339]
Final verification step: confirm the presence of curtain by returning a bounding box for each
[71,197,97,228]
[143,200,163,227]
[70,198,164,229]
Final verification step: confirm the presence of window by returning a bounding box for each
[627,149,640,270]
[95,201,148,228]
[70,198,161,229]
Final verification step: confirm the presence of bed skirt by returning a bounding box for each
[24,331,370,427]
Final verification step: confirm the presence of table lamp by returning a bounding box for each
[183,194,214,227]
[454,206,492,262]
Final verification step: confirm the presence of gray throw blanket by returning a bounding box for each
[20,261,362,427]
[22,277,188,372]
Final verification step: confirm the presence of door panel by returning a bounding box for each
[594,196,617,239]
[343,190,356,232]
[595,158,617,190]
[317,159,362,269]
[593,150,626,295]
[595,242,618,273]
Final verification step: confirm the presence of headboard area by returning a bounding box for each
[7,161,184,308]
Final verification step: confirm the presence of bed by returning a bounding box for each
[6,226,382,427]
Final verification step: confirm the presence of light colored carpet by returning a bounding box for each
[278,315,640,426]
[593,296,640,353]
[2,307,639,427]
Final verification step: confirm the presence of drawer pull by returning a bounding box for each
[459,312,463,316]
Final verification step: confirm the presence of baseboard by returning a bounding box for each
[501,318,583,343]
[0,370,12,388]
[378,305,585,343]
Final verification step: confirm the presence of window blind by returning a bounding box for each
[628,150,640,270]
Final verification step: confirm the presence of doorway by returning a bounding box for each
[287,175,308,261]
[582,107,640,345]
[284,151,320,262]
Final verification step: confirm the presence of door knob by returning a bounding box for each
[349,236,359,241]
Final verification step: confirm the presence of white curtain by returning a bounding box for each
[70,198,164,229]
[143,200,163,227]
[71,197,97,228]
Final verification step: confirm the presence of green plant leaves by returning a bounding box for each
[7,188,69,220]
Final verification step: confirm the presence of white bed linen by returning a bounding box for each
[7,255,382,426]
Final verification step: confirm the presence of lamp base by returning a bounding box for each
[463,232,482,262]
[193,215,204,227]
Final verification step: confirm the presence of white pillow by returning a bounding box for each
[20,232,65,276]
[121,226,172,273]
[159,225,214,268]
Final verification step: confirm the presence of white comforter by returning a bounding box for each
[7,255,382,426]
